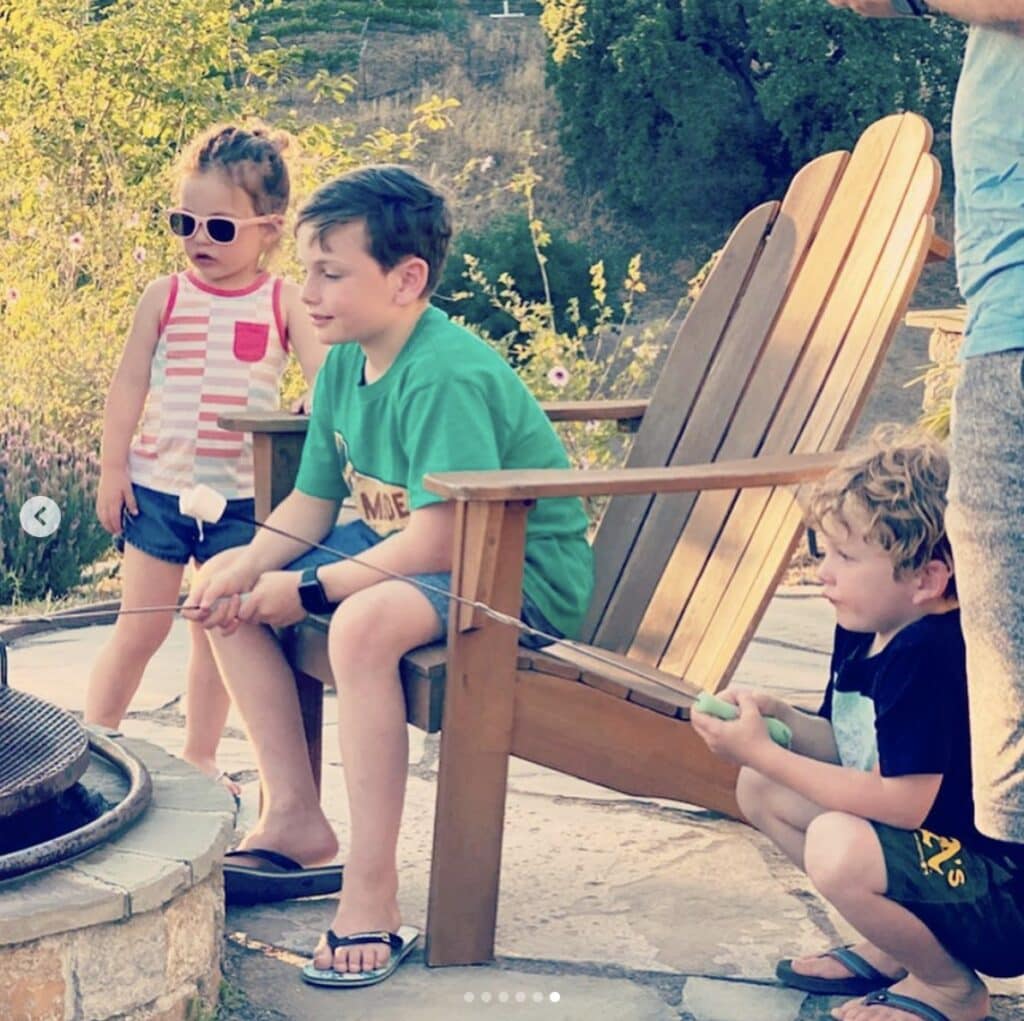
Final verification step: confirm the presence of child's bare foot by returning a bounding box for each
[791,941,906,984]
[831,973,990,1021]
[311,873,401,975]
[184,755,242,802]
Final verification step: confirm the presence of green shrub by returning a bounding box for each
[435,210,624,343]
[0,411,110,604]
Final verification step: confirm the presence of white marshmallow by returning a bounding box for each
[179,485,228,524]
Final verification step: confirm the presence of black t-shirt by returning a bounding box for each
[819,610,1024,862]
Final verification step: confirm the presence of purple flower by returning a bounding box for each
[133,246,147,264]
[547,365,570,388]
[68,232,85,251]
[5,287,18,303]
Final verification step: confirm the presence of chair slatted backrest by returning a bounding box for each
[584,113,939,693]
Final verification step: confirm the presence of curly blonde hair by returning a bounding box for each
[806,425,954,591]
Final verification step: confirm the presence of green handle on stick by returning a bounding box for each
[693,692,793,749]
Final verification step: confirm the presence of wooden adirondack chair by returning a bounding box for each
[223,111,944,967]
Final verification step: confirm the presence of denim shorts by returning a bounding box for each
[288,519,560,647]
[119,483,255,565]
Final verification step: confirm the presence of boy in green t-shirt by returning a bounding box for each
[187,166,594,988]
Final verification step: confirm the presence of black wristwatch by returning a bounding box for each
[298,566,338,615]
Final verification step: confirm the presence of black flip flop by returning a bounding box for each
[775,945,901,995]
[223,848,343,905]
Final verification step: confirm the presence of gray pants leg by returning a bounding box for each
[947,348,1024,843]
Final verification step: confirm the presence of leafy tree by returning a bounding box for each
[541,0,965,249]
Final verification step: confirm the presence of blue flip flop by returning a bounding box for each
[301,925,420,988]
[776,945,902,995]
[856,989,951,1021]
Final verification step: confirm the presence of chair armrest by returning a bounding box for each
[423,451,842,502]
[222,402,648,432]
[219,410,309,435]
[539,399,648,431]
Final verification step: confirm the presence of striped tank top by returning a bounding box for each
[129,271,289,499]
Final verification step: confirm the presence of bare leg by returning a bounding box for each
[181,618,240,798]
[803,813,990,1021]
[85,545,184,727]
[738,769,905,984]
[204,619,338,866]
[310,581,442,976]
[736,765,824,867]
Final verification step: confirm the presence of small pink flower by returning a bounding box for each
[5,287,18,303]
[479,154,495,174]
[547,365,570,388]
[68,232,85,251]
[133,246,147,264]
[0,130,10,144]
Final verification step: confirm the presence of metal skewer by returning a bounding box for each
[1,510,689,694]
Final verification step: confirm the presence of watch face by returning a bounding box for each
[299,568,332,615]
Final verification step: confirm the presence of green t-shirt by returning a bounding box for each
[295,305,594,638]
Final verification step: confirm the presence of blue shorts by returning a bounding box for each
[118,483,255,565]
[287,519,560,646]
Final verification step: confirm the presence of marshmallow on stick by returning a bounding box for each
[179,484,228,524]
[179,486,230,542]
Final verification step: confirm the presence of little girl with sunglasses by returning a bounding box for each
[86,123,323,801]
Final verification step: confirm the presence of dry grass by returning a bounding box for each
[273,18,683,299]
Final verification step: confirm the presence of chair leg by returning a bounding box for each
[426,498,527,966]
[426,718,512,966]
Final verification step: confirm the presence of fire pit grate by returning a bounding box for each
[0,643,90,818]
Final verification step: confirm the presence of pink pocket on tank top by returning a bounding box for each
[233,321,270,362]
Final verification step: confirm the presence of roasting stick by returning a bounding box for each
[0,595,249,626]
[3,485,693,697]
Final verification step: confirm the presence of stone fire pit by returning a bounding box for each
[0,731,234,1021]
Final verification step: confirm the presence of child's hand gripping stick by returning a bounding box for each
[693,692,793,749]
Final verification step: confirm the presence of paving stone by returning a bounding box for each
[7,618,247,729]
[682,976,805,1021]
[755,590,833,655]
[226,938,680,1021]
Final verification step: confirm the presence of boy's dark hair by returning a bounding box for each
[805,424,956,597]
[178,122,291,215]
[297,166,452,294]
